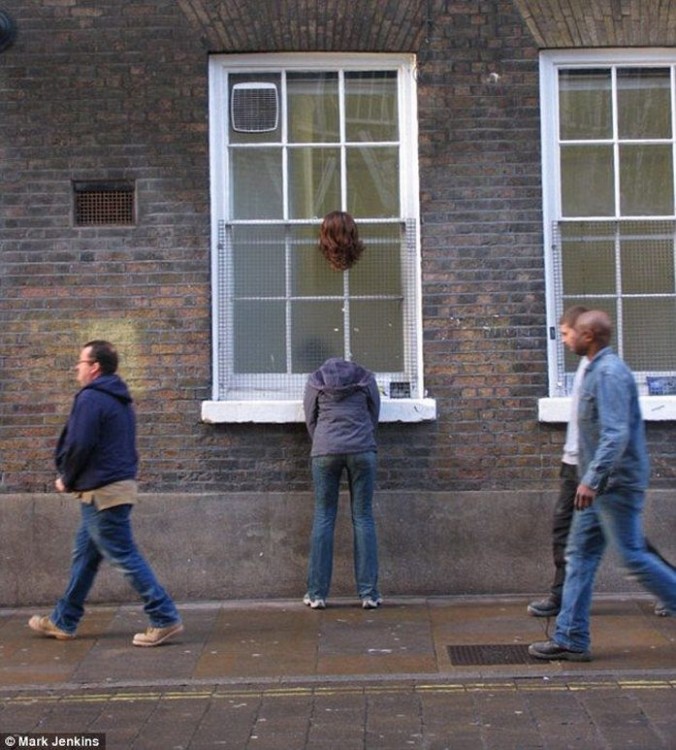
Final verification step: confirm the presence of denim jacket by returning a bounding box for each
[577,347,650,493]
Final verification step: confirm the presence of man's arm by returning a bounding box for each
[303,383,319,439]
[578,367,631,506]
[56,391,100,490]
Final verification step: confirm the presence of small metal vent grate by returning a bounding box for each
[74,181,135,226]
[447,644,535,666]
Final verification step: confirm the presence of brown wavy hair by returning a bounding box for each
[318,211,365,271]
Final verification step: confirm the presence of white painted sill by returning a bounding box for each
[538,396,676,423]
[201,398,437,424]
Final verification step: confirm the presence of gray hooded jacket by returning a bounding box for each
[303,358,380,457]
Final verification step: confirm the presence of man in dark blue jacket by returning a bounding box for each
[28,340,183,647]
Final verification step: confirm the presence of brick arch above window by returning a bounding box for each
[176,0,430,53]
[513,0,676,48]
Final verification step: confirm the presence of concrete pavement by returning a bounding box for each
[0,594,674,749]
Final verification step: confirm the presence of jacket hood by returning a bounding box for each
[307,358,373,398]
[81,373,133,404]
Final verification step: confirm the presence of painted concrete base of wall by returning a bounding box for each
[1,491,674,608]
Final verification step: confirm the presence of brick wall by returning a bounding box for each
[1,0,674,497]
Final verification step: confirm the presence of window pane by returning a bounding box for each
[288,147,341,219]
[617,68,671,139]
[619,144,674,216]
[345,71,398,142]
[561,223,616,295]
[234,301,286,373]
[621,233,675,295]
[291,301,344,373]
[623,298,676,370]
[231,149,283,219]
[291,226,343,296]
[288,73,339,143]
[233,227,285,297]
[350,223,402,295]
[559,69,612,140]
[561,145,614,216]
[346,146,399,217]
[351,300,404,371]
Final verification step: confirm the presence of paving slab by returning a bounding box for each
[0,595,674,749]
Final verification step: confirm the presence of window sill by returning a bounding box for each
[201,398,437,424]
[538,396,676,422]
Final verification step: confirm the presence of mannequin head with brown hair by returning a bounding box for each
[318,211,364,271]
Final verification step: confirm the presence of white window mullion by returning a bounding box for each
[285,228,293,374]
[281,71,289,220]
[280,72,294,373]
[611,66,621,219]
[614,222,624,360]
[339,70,347,211]
[337,70,351,357]
[610,69,624,358]
[672,65,676,217]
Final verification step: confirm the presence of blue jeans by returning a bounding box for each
[555,488,676,651]
[307,452,380,601]
[51,503,181,635]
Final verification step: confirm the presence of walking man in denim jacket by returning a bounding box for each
[530,311,676,661]
[28,340,183,647]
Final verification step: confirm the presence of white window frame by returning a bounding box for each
[538,48,676,422]
[202,52,436,423]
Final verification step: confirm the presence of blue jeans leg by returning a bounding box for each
[596,489,676,613]
[307,456,342,600]
[554,505,605,652]
[53,503,180,632]
[346,452,379,600]
[556,488,676,650]
[52,512,104,634]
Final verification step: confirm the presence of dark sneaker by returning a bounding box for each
[132,622,184,647]
[528,639,591,662]
[527,597,561,618]
[28,615,75,641]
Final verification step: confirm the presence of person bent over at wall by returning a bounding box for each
[303,356,382,610]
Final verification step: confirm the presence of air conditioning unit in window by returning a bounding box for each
[231,82,279,133]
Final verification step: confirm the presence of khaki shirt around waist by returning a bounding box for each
[77,479,137,510]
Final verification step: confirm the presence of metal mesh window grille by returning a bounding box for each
[216,219,419,400]
[551,220,676,395]
[73,181,135,226]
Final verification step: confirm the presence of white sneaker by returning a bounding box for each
[655,601,671,617]
[362,596,383,609]
[303,593,326,609]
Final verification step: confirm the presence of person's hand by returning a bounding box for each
[575,483,596,510]
[55,477,66,493]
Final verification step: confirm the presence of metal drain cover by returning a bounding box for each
[447,644,535,666]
